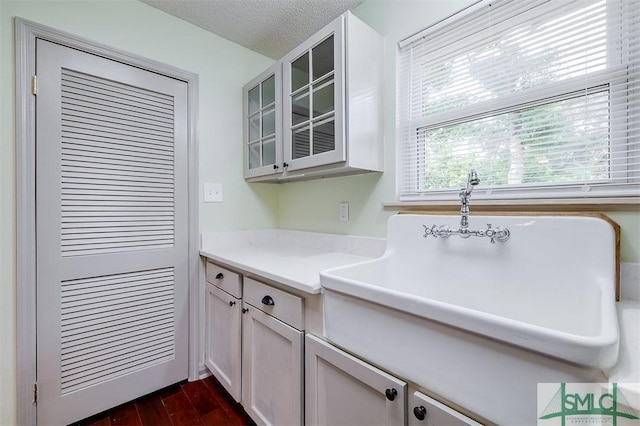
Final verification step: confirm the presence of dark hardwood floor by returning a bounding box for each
[72,376,256,426]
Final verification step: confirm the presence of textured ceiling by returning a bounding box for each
[139,0,364,59]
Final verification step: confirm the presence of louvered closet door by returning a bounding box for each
[36,40,189,426]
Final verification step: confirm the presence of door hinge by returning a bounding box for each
[33,383,38,403]
[32,75,37,96]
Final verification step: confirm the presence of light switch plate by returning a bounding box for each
[204,183,223,203]
[339,202,349,222]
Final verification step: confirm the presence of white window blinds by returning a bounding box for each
[397,0,640,202]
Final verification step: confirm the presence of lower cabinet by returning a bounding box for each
[242,303,303,426]
[205,263,304,426]
[204,260,480,426]
[204,283,242,402]
[305,334,406,426]
[409,390,481,426]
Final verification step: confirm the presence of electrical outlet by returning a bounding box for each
[203,183,223,203]
[339,202,349,222]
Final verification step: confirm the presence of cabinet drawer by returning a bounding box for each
[206,262,242,298]
[244,277,303,330]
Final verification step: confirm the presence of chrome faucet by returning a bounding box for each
[422,169,510,244]
[459,169,480,234]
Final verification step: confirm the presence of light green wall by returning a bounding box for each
[277,0,640,263]
[0,1,275,424]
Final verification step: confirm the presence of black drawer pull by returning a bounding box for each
[413,406,427,421]
[215,273,224,280]
[242,308,249,314]
[385,388,397,401]
[229,300,236,307]
[261,295,275,306]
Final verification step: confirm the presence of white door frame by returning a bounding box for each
[15,18,201,425]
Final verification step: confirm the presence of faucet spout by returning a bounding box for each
[466,169,480,193]
[459,169,479,230]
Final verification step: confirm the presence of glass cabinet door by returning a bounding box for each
[283,17,345,171]
[244,63,282,178]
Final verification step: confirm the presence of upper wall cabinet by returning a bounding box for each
[243,11,383,182]
[243,63,283,179]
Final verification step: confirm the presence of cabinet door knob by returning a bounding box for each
[283,162,289,168]
[261,295,275,306]
[385,388,397,401]
[242,308,249,314]
[413,406,427,421]
[215,273,224,280]
[273,164,279,170]
[229,300,236,307]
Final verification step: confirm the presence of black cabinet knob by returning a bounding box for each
[215,273,224,280]
[229,300,236,307]
[261,295,275,306]
[385,388,397,401]
[242,308,249,314]
[273,164,279,170]
[283,162,289,168]
[413,406,427,421]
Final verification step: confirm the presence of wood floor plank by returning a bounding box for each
[74,411,111,426]
[109,402,141,426]
[226,411,255,426]
[202,376,226,396]
[202,377,237,409]
[86,417,111,426]
[202,377,254,426]
[163,390,203,426]
[200,408,232,426]
[75,377,255,426]
[182,380,221,417]
[135,393,172,426]
[159,383,184,401]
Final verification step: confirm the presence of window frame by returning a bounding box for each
[395,0,640,205]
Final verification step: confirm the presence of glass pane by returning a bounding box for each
[312,78,334,117]
[292,91,310,126]
[291,52,309,92]
[312,119,335,155]
[262,75,275,107]
[262,108,276,137]
[248,85,260,115]
[249,143,261,169]
[312,36,334,81]
[262,138,276,166]
[418,91,610,190]
[249,114,260,142]
[416,3,607,118]
[293,127,310,159]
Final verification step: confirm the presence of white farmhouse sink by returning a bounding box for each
[321,214,620,423]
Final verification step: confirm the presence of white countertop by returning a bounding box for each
[200,229,386,294]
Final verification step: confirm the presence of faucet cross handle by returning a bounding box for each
[485,223,510,244]
[423,225,436,238]
[485,223,497,244]
[423,224,452,239]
